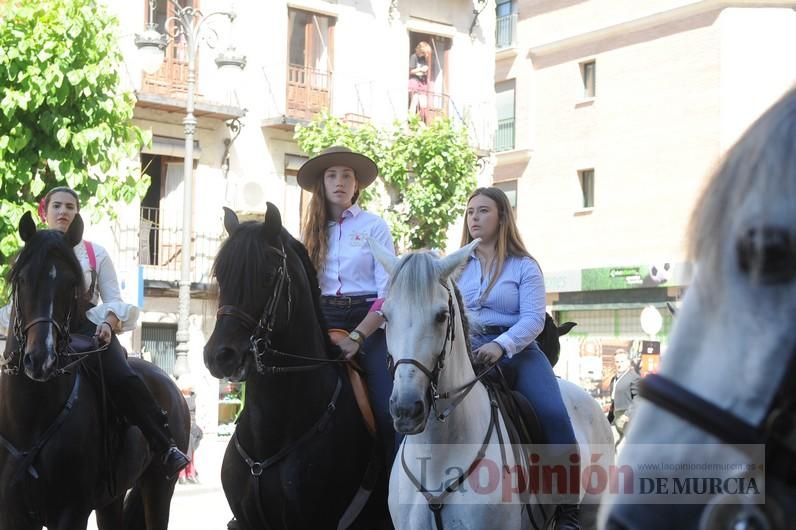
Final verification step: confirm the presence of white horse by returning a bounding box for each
[600,88,796,530]
[369,239,614,530]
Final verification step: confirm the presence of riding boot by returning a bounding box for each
[116,375,190,479]
[553,504,581,530]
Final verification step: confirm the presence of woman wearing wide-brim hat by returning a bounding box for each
[299,145,400,466]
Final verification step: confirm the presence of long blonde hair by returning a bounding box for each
[459,187,534,298]
[301,172,361,272]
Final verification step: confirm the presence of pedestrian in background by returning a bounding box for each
[608,349,641,447]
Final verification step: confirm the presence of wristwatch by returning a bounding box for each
[348,330,366,349]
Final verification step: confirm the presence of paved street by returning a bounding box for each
[87,434,234,530]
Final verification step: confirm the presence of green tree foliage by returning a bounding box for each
[0,0,150,293]
[295,113,478,251]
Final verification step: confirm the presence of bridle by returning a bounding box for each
[639,372,796,502]
[386,282,495,422]
[215,242,348,375]
[1,282,107,377]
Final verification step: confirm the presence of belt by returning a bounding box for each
[478,325,510,335]
[320,295,377,308]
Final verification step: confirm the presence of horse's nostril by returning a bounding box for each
[411,400,424,417]
[23,354,33,371]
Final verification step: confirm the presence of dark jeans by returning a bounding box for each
[473,334,578,447]
[73,317,137,382]
[72,317,172,452]
[321,299,401,466]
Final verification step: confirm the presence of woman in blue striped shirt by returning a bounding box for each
[457,187,580,530]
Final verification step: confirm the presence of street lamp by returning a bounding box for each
[135,0,246,377]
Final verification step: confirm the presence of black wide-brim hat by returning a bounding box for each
[297,145,379,191]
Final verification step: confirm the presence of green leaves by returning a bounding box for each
[0,0,148,296]
[295,113,477,251]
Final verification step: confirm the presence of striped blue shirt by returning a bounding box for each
[456,253,546,357]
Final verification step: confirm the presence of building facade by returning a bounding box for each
[494,0,796,404]
[89,0,497,431]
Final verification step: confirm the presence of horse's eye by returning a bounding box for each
[435,311,448,324]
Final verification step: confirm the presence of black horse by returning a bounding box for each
[0,212,189,530]
[536,313,577,367]
[204,204,388,530]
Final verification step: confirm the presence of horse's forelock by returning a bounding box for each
[10,230,82,287]
[692,87,796,295]
[388,252,440,307]
[388,251,472,353]
[212,221,279,309]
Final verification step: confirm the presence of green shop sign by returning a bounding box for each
[545,262,693,293]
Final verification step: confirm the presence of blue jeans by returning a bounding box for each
[473,334,578,448]
[322,300,401,466]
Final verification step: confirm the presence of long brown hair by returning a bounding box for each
[301,174,361,272]
[459,187,534,298]
[302,178,330,272]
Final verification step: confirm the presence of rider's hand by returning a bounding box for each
[94,321,113,346]
[474,342,504,365]
[338,337,361,360]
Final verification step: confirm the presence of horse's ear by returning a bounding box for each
[263,202,282,240]
[223,207,240,236]
[558,321,577,337]
[439,238,480,279]
[65,214,84,247]
[366,236,398,276]
[19,211,37,242]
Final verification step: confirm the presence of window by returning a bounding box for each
[141,323,177,375]
[495,180,518,211]
[495,80,515,152]
[287,9,335,119]
[495,0,516,49]
[578,169,595,208]
[580,60,596,98]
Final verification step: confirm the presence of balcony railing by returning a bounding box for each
[496,14,518,50]
[286,64,332,120]
[113,207,224,286]
[495,117,516,152]
[142,41,194,96]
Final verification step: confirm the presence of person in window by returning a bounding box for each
[0,186,190,480]
[408,41,432,121]
[298,145,399,468]
[456,186,581,530]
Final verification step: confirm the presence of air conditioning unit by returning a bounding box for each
[234,177,269,213]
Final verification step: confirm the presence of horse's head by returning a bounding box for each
[9,212,84,382]
[602,88,796,529]
[204,203,294,381]
[370,237,479,434]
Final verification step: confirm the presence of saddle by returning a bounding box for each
[328,329,378,438]
[482,363,546,448]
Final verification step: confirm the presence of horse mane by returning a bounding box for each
[212,222,337,357]
[282,229,337,356]
[690,86,796,295]
[9,229,87,318]
[388,251,472,354]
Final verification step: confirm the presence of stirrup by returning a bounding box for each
[161,446,190,480]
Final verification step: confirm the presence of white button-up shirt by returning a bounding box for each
[318,204,395,298]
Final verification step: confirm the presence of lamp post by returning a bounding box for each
[135,0,246,377]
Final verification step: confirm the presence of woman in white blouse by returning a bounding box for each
[299,146,399,466]
[1,186,189,480]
